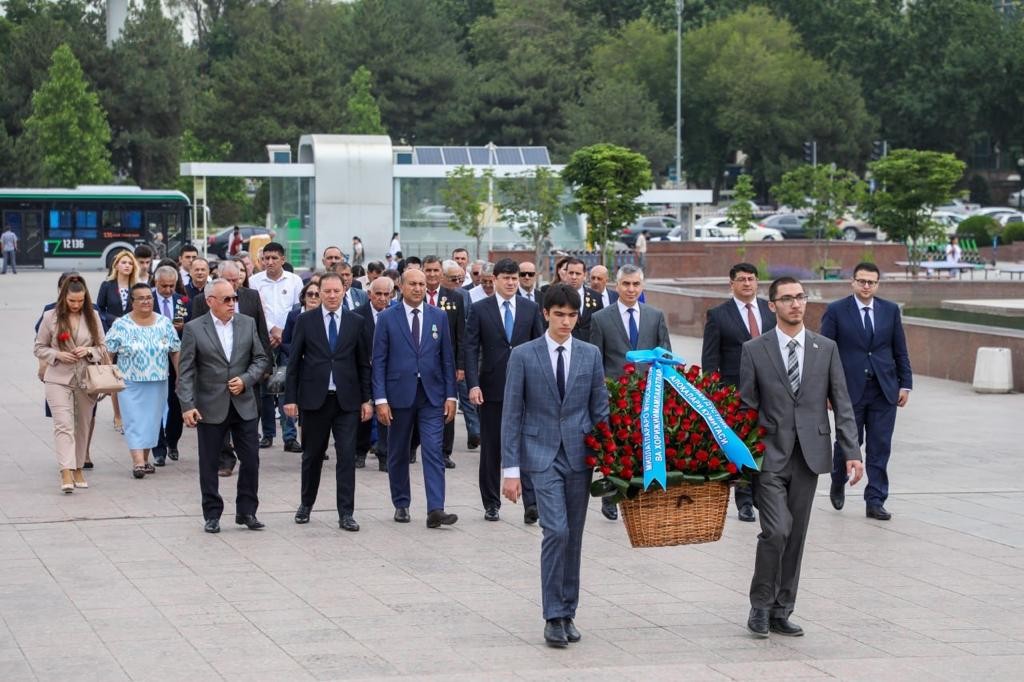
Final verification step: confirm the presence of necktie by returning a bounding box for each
[162,297,172,319]
[503,300,514,343]
[343,293,350,311]
[411,308,420,352]
[787,339,800,394]
[746,303,760,338]
[627,308,639,350]
[555,346,566,401]
[863,306,874,341]
[328,312,338,351]
[428,290,436,306]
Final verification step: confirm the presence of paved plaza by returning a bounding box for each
[1,270,1023,681]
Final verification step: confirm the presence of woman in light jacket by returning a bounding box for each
[34,278,107,493]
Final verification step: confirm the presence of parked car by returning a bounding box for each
[206,224,268,259]
[928,210,965,236]
[416,205,456,225]
[1008,190,1023,208]
[971,206,1019,220]
[620,216,679,247]
[997,211,1024,227]
[692,216,783,241]
[835,214,878,241]
[758,213,811,239]
[936,198,980,214]
[657,223,738,241]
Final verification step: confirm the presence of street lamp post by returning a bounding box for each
[676,0,685,237]
[1017,157,1024,212]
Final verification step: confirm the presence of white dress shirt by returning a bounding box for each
[250,269,303,330]
[775,326,806,386]
[344,289,357,311]
[859,298,874,330]
[212,315,234,359]
[157,293,175,320]
[734,297,763,336]
[469,284,490,303]
[322,306,342,391]
[504,331,574,480]
[179,268,191,288]
[599,289,611,308]
[403,301,423,344]
[519,287,536,302]
[617,300,640,339]
[496,292,516,322]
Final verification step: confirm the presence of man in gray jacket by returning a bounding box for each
[178,279,269,534]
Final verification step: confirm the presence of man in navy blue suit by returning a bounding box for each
[820,262,912,521]
[373,268,459,528]
[152,265,190,466]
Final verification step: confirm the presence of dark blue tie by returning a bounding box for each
[556,346,566,401]
[503,300,514,343]
[411,308,420,352]
[863,306,874,342]
[328,311,338,351]
[627,308,639,350]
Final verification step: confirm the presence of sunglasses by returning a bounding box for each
[214,295,239,303]
[518,271,536,277]
[306,291,320,297]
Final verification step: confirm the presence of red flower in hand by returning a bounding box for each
[57,332,71,342]
[181,296,190,304]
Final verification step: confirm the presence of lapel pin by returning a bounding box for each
[812,343,819,349]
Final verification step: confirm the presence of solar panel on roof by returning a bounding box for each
[442,147,470,165]
[495,147,524,165]
[469,147,491,165]
[415,147,444,164]
[521,147,550,164]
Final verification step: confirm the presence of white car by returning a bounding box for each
[657,218,783,241]
[971,206,1019,219]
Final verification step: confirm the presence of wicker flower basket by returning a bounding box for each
[619,482,731,548]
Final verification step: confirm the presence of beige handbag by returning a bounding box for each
[84,352,126,396]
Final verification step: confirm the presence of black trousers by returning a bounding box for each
[478,400,535,509]
[300,395,359,516]
[154,365,183,458]
[197,404,260,520]
[219,384,260,470]
[356,416,372,455]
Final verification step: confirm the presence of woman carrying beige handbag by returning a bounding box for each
[34,278,107,493]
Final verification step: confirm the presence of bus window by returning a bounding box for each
[49,209,73,238]
[75,210,98,239]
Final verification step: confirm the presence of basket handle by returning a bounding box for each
[676,495,693,508]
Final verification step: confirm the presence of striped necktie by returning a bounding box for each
[787,339,800,394]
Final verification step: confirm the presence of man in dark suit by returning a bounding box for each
[590,263,672,521]
[517,260,543,306]
[561,257,602,342]
[443,259,481,450]
[820,262,912,521]
[373,268,459,528]
[588,265,619,308]
[701,262,777,522]
[422,255,466,468]
[466,258,544,523]
[740,276,863,638]
[501,284,609,648]
[283,273,372,532]
[336,261,369,311]
[191,261,271,476]
[152,265,190,466]
[354,277,395,471]
[178,280,270,534]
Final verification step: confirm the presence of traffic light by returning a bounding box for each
[871,140,887,161]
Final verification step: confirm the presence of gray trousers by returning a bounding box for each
[531,447,592,621]
[749,443,818,618]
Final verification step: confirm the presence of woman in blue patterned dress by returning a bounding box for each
[104,282,181,478]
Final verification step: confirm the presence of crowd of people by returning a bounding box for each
[30,239,912,647]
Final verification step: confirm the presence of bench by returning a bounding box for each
[1000,265,1024,280]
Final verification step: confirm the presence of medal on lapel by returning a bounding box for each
[431,323,439,340]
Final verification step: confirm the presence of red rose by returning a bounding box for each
[604,440,616,453]
[57,331,71,342]
[674,458,687,470]
[624,363,636,374]
[726,463,738,474]
[610,414,622,426]
[665,447,677,458]
[684,444,693,456]
[630,431,642,445]
[616,429,629,441]
[637,379,646,391]
[181,296,189,304]
[619,375,629,385]
[621,469,633,480]
[696,449,709,462]
[603,454,615,465]
[755,442,766,454]
[585,435,599,449]
[619,456,632,467]
[708,457,720,469]
[585,456,598,467]
[616,399,628,410]
[758,426,767,437]
[689,459,700,471]
[600,466,611,476]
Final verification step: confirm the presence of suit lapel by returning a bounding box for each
[726,300,752,341]
[314,307,332,353]
[534,341,562,405]
[801,331,822,391]
[637,304,658,347]
[394,305,417,355]
[758,299,776,333]
[202,316,229,363]
[762,334,796,400]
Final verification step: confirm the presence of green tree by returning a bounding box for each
[771,164,866,240]
[562,143,651,265]
[863,149,965,272]
[106,0,196,187]
[588,18,675,127]
[440,165,493,259]
[497,167,563,270]
[23,43,113,187]
[343,66,386,135]
[725,174,756,239]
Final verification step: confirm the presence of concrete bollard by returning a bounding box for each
[972,347,1013,393]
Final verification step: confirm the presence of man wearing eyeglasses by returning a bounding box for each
[820,262,912,521]
[740,277,863,638]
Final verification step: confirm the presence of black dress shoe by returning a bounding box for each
[83,460,94,469]
[204,518,220,534]
[426,509,458,528]
[409,451,417,463]
[378,457,388,472]
[294,505,311,524]
[523,505,539,525]
[747,608,769,637]
[259,436,273,449]
[484,506,499,522]
[444,455,456,469]
[355,454,366,469]
[866,505,892,520]
[830,480,845,510]
[234,514,265,530]
[467,434,480,449]
[769,616,804,636]
[153,455,166,467]
[738,503,756,522]
[167,448,179,461]
[562,618,581,643]
[394,507,410,523]
[284,439,303,453]
[339,515,360,532]
[601,498,618,521]
[544,619,568,648]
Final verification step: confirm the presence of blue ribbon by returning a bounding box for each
[625,347,759,491]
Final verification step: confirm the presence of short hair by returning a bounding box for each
[262,242,285,256]
[442,259,459,273]
[543,283,581,312]
[493,258,519,276]
[322,245,343,257]
[452,247,469,257]
[351,265,365,278]
[218,261,240,277]
[319,272,343,287]
[616,263,644,281]
[130,282,152,297]
[471,259,486,270]
[154,265,178,281]
[234,250,250,260]
[334,262,352,274]
[367,261,385,274]
[191,257,209,269]
[422,255,442,267]
[480,262,495,276]
[563,257,586,271]
[852,261,880,278]
[400,269,425,285]
[133,244,153,259]
[180,244,199,256]
[768,276,801,302]
[283,262,294,273]
[729,262,758,280]
[370,276,395,294]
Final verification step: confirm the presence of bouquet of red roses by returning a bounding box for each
[587,362,765,503]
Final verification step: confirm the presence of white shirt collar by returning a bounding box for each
[496,293,516,311]
[775,325,805,348]
[617,300,638,315]
[545,331,572,354]
[322,305,342,320]
[857,296,874,311]
[403,301,422,316]
[213,315,233,328]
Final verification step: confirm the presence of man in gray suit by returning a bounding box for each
[501,284,609,648]
[589,263,671,521]
[740,277,863,638]
[178,280,270,534]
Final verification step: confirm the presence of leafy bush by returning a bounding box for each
[1001,223,1024,244]
[956,215,998,244]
